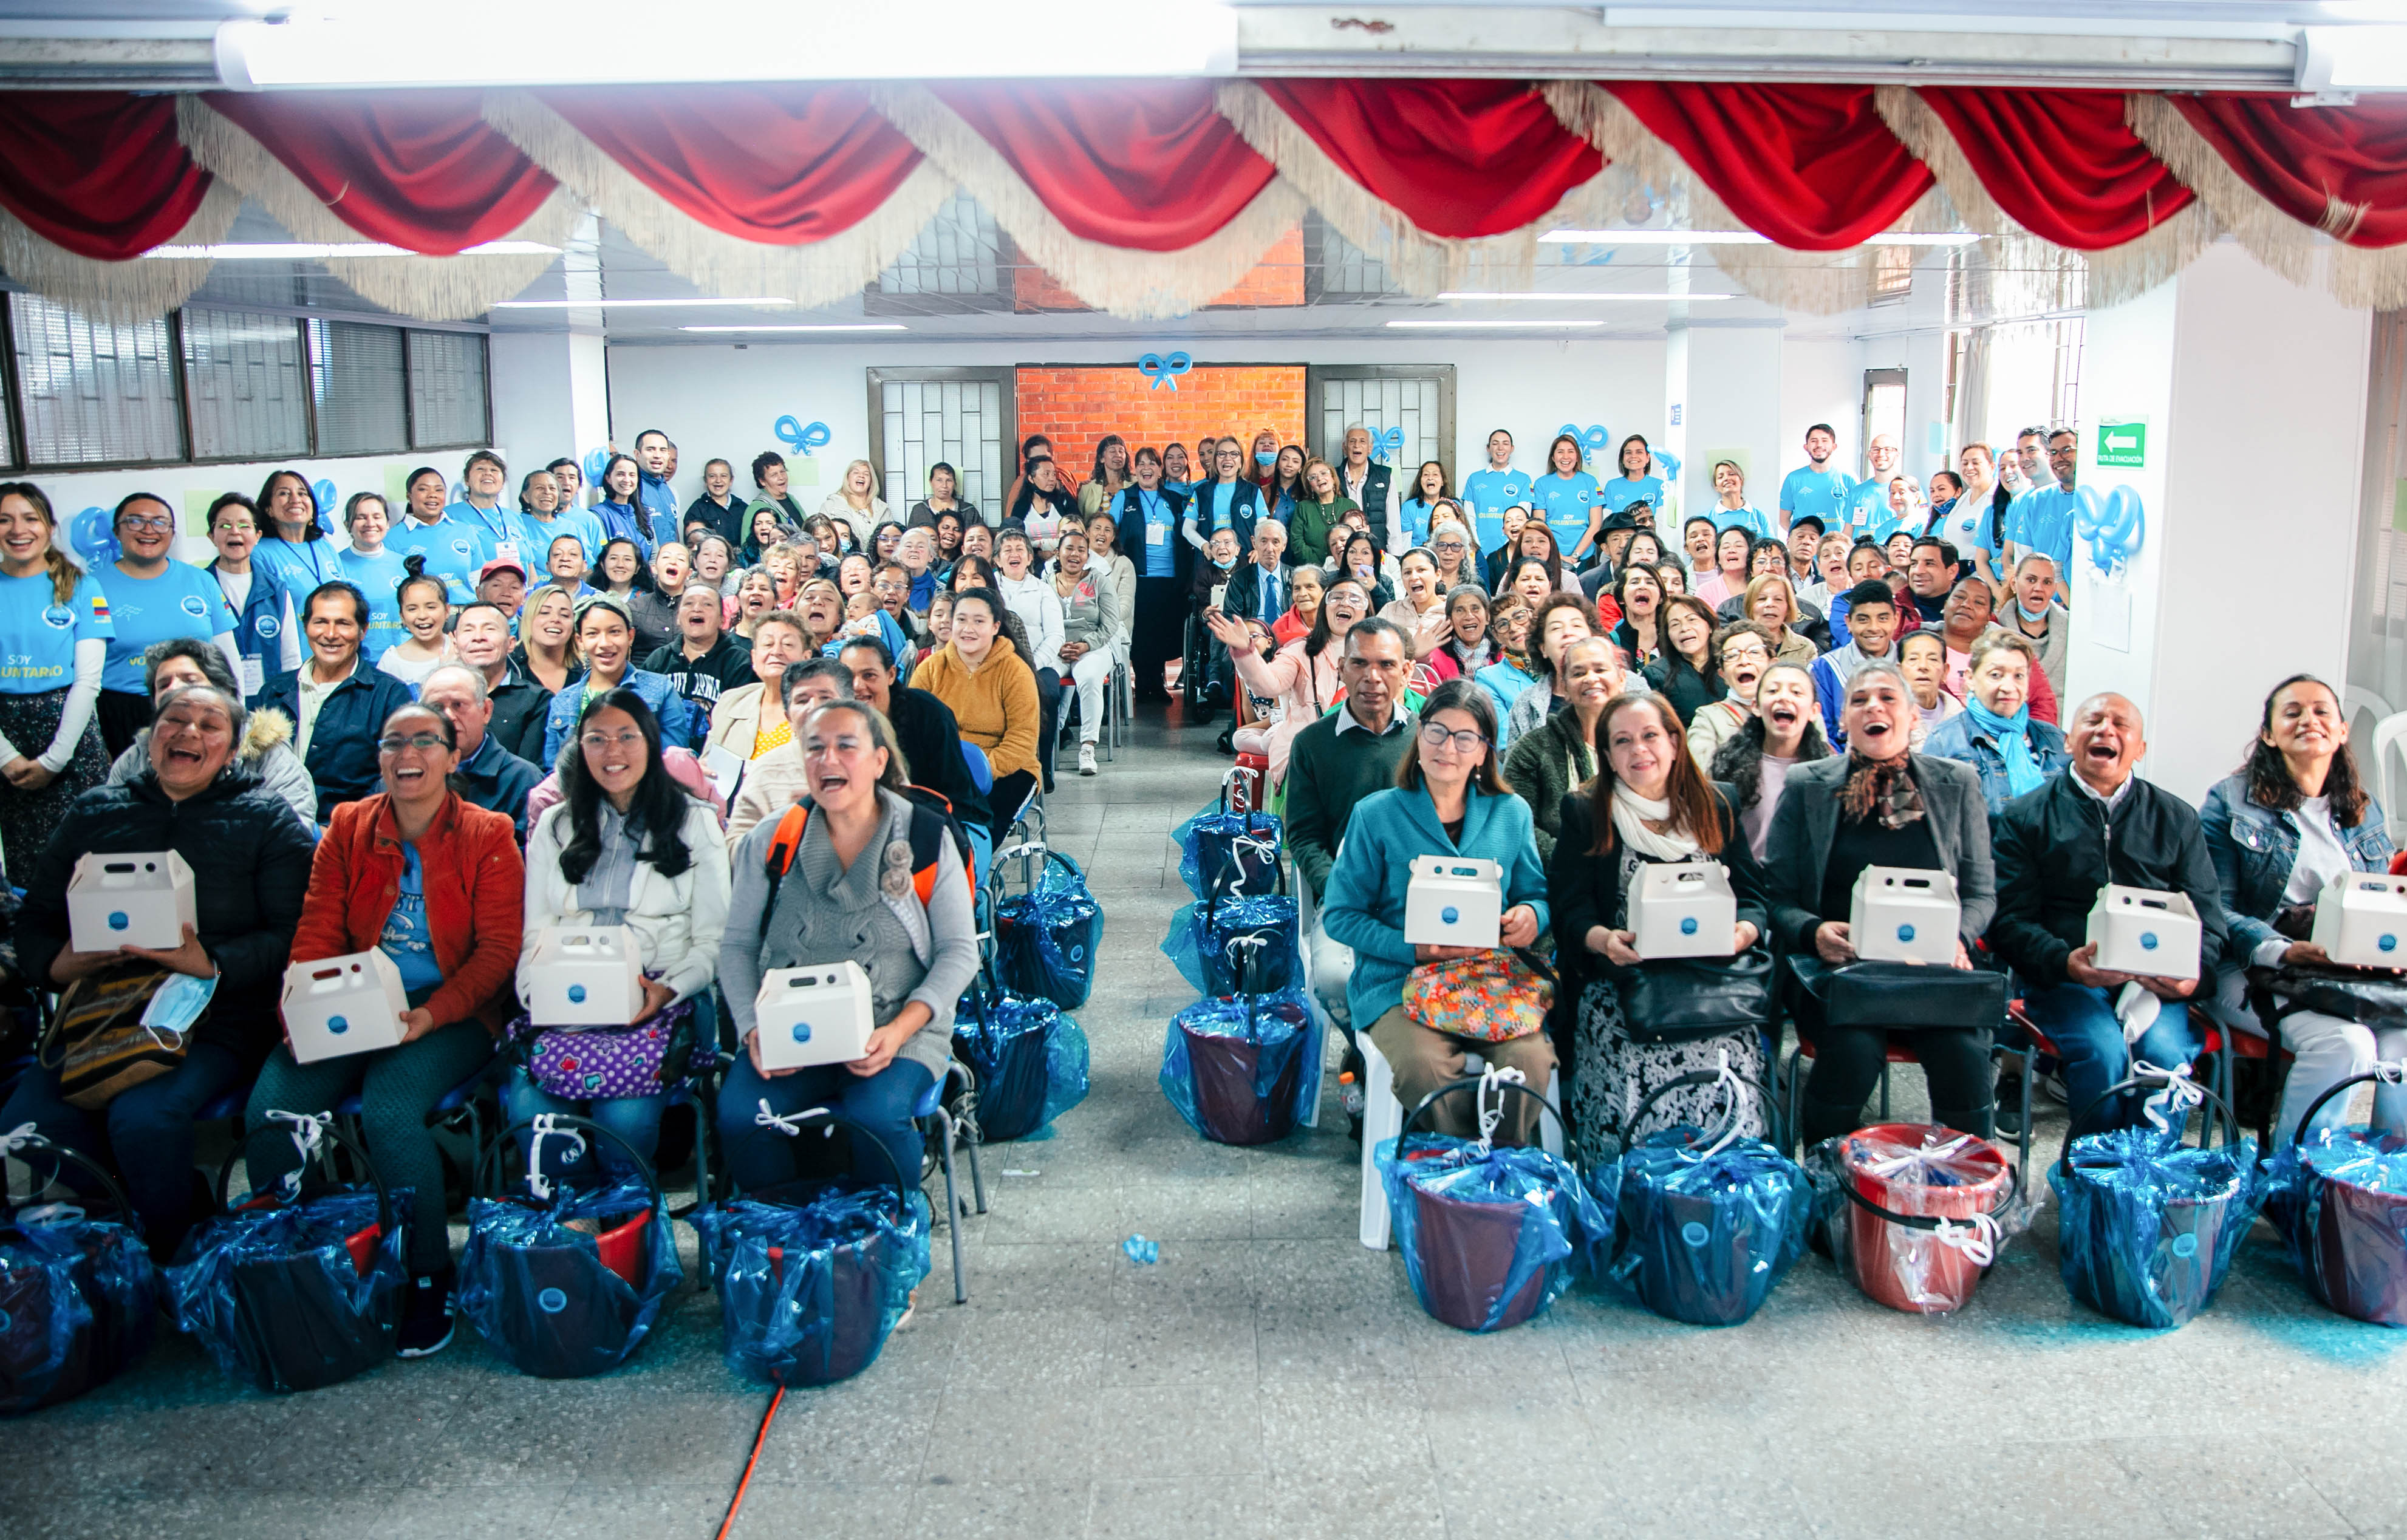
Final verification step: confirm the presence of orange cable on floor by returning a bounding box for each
[713,1385,785,1540]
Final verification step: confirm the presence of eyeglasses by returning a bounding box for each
[117,515,175,533]
[377,733,447,753]
[1419,723,1487,755]
[579,730,646,751]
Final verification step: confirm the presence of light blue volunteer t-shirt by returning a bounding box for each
[1460,468,1532,553]
[1399,497,1441,551]
[1602,474,1665,518]
[510,508,610,573]
[250,534,343,602]
[335,546,412,661]
[379,842,445,1005]
[2013,485,2081,572]
[1779,465,1853,525]
[1119,488,1180,579]
[1713,504,1774,540]
[0,570,113,695]
[1530,471,1601,554]
[1843,479,1899,539]
[392,515,487,605]
[445,500,518,567]
[92,562,237,693]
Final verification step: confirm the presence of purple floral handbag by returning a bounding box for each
[511,997,699,1101]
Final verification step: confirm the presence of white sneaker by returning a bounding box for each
[1077,743,1098,776]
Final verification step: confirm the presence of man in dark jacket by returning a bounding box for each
[421,665,542,839]
[450,601,552,769]
[836,636,992,839]
[259,581,417,823]
[0,682,313,1257]
[1989,692,2229,1134]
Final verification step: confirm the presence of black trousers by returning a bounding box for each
[97,687,152,760]
[989,769,1038,844]
[1033,667,1062,791]
[1798,1023,1995,1147]
[1130,576,1185,699]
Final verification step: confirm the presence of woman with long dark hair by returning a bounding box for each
[0,481,112,884]
[2203,673,2400,1141]
[1551,691,1769,1159]
[1512,520,1579,596]
[1602,433,1667,519]
[1009,456,1078,557]
[1644,593,1721,726]
[1708,659,1830,860]
[252,466,342,596]
[508,687,729,1177]
[1608,562,1666,670]
[910,462,967,530]
[1206,574,1368,786]
[592,454,654,559]
[1081,434,1130,521]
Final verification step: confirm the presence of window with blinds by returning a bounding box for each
[7,293,183,465]
[408,330,489,449]
[308,319,408,456]
[182,307,307,461]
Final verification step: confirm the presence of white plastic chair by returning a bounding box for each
[2370,707,2407,848]
[1356,1032,1565,1251]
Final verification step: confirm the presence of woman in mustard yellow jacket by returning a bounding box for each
[910,585,1040,840]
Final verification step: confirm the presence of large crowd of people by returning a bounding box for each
[0,411,2370,1371]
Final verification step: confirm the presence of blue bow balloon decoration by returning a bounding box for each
[2074,484,2145,576]
[1138,351,1193,390]
[582,448,612,485]
[1370,426,1404,464]
[1651,447,1681,484]
[773,415,831,457]
[311,478,338,535]
[1556,423,1611,461]
[69,506,118,568]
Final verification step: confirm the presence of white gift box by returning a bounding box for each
[1404,855,1502,949]
[525,925,645,1027]
[282,950,409,1065]
[1628,862,1739,959]
[1849,866,1961,964]
[2085,885,2202,980]
[2312,872,2407,968]
[753,961,875,1071]
[67,850,197,953]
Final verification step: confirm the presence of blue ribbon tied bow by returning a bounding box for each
[2074,485,2145,576]
[773,416,831,457]
[1138,352,1193,390]
[1370,426,1404,463]
[1556,423,1612,462]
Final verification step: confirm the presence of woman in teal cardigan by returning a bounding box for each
[1323,676,1553,1146]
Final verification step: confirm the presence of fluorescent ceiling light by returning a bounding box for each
[493,297,794,310]
[1385,320,1606,330]
[1435,291,1738,301]
[216,1,1235,87]
[1540,230,1981,248]
[146,240,558,259]
[680,324,907,333]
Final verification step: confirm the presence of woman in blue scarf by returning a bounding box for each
[1921,632,2067,818]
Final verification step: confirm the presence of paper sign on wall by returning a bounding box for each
[2098,420,2148,468]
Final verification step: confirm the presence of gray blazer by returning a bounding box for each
[1763,752,1996,955]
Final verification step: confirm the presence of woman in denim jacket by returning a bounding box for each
[2200,674,2397,1142]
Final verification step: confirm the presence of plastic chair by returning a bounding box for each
[2371,708,2407,848]
[958,738,994,794]
[1781,1017,2032,1194]
[1356,1031,1565,1252]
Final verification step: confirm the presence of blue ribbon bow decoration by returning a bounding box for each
[1138,351,1193,390]
[1556,423,1612,461]
[69,506,119,567]
[773,415,831,457]
[311,479,338,535]
[2075,484,2145,576]
[1370,426,1404,464]
[1650,446,1681,485]
[582,448,612,485]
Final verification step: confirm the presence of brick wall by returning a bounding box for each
[1016,365,1308,483]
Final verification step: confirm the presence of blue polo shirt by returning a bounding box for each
[1843,479,1899,539]
[92,562,237,693]
[2013,486,2081,572]
[1118,488,1180,579]
[392,514,487,605]
[335,546,412,661]
[1779,466,1853,525]
[1530,471,1600,554]
[0,571,112,695]
[1602,474,1665,518]
[1460,468,1533,553]
[1712,504,1774,540]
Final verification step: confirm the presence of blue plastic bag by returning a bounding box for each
[0,1203,160,1414]
[1161,893,1299,997]
[2259,1126,2407,1325]
[2051,1128,2258,1329]
[954,986,1090,1142]
[1173,798,1282,901]
[992,847,1105,1010]
[690,1182,932,1386]
[1377,1134,1606,1332]
[457,1175,683,1378]
[1591,1129,1811,1326]
[169,1185,411,1392]
[1159,989,1323,1145]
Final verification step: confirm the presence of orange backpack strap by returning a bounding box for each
[765,801,811,879]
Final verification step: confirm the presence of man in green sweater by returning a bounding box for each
[1286,617,1415,1035]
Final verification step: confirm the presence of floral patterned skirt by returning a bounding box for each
[1571,976,1767,1165]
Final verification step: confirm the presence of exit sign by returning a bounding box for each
[2098,421,2147,468]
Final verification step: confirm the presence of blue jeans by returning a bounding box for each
[0,1041,247,1260]
[715,1053,934,1194]
[2018,981,2203,1134]
[500,1070,668,1186]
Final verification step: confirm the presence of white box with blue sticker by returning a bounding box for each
[1628,862,1738,959]
[525,925,644,1027]
[1404,855,1501,949]
[2085,884,2201,980]
[753,961,874,1071]
[1848,866,1960,965]
[281,950,409,1065]
[67,850,197,953]
[2312,872,2407,969]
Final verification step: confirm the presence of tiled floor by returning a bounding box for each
[15,704,2407,1538]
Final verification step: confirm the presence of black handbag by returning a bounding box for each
[1789,956,2007,1031]
[1616,948,1774,1044]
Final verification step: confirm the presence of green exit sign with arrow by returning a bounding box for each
[2098,421,2146,468]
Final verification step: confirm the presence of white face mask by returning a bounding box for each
[2016,599,2051,622]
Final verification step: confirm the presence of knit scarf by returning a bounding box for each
[1965,699,2044,797]
[1496,644,1533,678]
[1837,751,1927,827]
[1610,786,1703,862]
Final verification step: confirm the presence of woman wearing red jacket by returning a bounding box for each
[242,700,525,1358]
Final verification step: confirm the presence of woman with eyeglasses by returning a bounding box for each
[243,701,525,1358]
[1322,678,1553,1146]
[87,492,243,758]
[1425,517,1480,595]
[508,688,729,1182]
[1474,594,1540,725]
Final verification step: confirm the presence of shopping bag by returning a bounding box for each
[689,1108,931,1386]
[1807,1122,2019,1316]
[0,1129,159,1412]
[1376,1069,1606,1332]
[1161,885,1299,998]
[1160,986,1323,1146]
[2050,1065,2256,1329]
[2259,1069,2407,1326]
[952,977,1088,1142]
[1172,769,1283,900]
[990,843,1105,1010]
[456,1114,683,1378]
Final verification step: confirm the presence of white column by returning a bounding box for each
[1662,316,1688,520]
[2069,242,2373,805]
[1684,321,1786,519]
[488,210,612,488]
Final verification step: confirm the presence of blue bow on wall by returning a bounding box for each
[70,506,118,567]
[1369,426,1404,463]
[582,448,612,485]
[2074,485,2146,576]
[774,415,831,456]
[312,478,338,534]
[1555,423,1611,461]
[1138,352,1193,390]
[1651,447,1682,483]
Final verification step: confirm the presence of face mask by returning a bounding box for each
[2016,601,2051,622]
[1255,451,1275,468]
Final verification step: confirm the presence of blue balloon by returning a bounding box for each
[582,448,611,485]
[69,506,119,567]
[2072,484,2107,539]
[1652,446,1682,483]
[310,478,336,514]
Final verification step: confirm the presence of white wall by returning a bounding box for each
[1681,322,1783,513]
[491,329,607,475]
[1778,336,1856,483]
